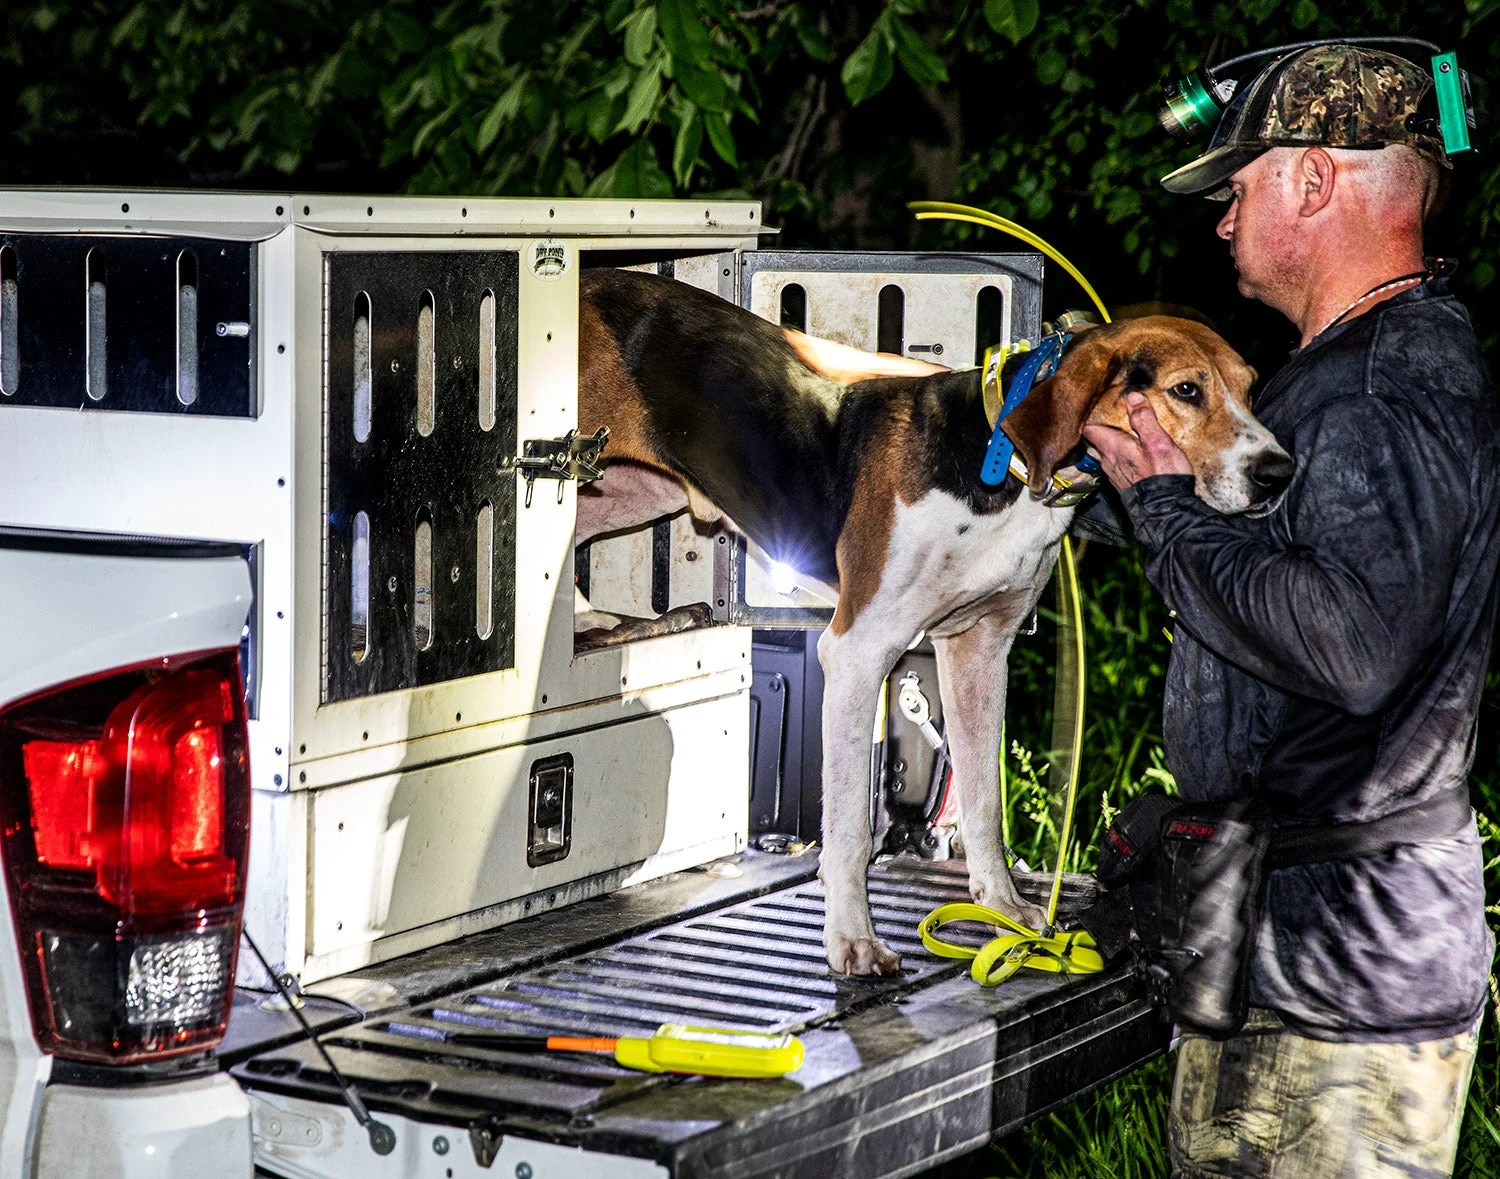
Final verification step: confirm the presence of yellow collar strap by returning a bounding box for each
[917,902,1104,987]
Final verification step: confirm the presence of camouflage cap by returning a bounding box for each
[1162,44,1448,198]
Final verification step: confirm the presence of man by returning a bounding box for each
[1083,45,1497,1177]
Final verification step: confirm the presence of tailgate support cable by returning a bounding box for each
[241,929,398,1156]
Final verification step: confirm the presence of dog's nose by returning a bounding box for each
[1248,451,1294,501]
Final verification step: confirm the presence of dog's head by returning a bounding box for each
[1002,316,1292,515]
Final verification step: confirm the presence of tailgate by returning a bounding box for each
[229,853,1164,1179]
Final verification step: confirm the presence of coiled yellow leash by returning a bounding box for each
[908,202,1109,986]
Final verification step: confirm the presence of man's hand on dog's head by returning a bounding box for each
[1082,393,1193,490]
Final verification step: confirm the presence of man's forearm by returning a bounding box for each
[1122,475,1433,716]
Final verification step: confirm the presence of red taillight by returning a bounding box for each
[23,739,100,870]
[0,651,250,1064]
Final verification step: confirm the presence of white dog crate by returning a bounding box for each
[0,193,768,985]
[0,191,1044,987]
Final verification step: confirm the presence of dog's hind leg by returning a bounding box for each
[575,461,690,547]
[932,606,1048,931]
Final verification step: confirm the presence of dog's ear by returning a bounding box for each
[1002,332,1121,497]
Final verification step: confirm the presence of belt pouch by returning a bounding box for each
[1132,796,1270,1038]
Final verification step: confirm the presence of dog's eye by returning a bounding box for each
[1169,381,1203,404]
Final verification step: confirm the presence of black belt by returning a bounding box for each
[1266,788,1474,870]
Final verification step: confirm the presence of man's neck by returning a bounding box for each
[1291,240,1427,347]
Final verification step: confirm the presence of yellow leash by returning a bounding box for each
[908,202,1108,986]
[918,902,1104,986]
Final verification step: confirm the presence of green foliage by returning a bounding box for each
[2,1,1498,1173]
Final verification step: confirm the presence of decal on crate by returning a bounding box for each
[323,250,521,702]
[528,239,569,281]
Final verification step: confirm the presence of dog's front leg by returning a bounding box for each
[932,607,1048,930]
[816,625,906,976]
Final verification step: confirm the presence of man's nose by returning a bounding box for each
[1216,200,1236,241]
[1248,450,1294,501]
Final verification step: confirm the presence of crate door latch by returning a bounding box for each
[499,426,609,507]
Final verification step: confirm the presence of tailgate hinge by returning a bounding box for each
[500,426,609,507]
[469,1119,505,1168]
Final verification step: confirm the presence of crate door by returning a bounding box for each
[727,250,1044,628]
[323,251,520,703]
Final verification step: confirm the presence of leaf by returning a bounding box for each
[623,7,657,67]
[561,157,587,195]
[556,12,602,71]
[602,64,634,99]
[476,76,527,152]
[605,0,634,32]
[890,17,948,86]
[335,49,380,99]
[703,110,737,166]
[674,60,728,111]
[796,22,834,63]
[1290,0,1319,28]
[842,24,894,105]
[613,139,673,198]
[673,108,703,184]
[984,0,1039,43]
[1036,48,1067,86]
[1104,187,1141,223]
[383,10,429,55]
[584,160,620,197]
[412,109,453,157]
[1119,110,1155,139]
[657,0,714,69]
[586,93,625,142]
[616,60,662,134]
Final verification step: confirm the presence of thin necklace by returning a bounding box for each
[1315,271,1429,339]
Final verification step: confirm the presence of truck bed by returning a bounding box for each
[226,851,1165,1178]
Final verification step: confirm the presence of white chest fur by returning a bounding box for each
[871,488,1074,639]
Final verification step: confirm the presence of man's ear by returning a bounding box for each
[1299,148,1336,218]
[1001,334,1120,497]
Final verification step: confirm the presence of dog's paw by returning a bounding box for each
[825,934,902,977]
[971,881,1048,932]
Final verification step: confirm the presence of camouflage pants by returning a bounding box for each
[1169,1007,1480,1178]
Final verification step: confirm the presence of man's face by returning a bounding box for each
[1214,151,1303,315]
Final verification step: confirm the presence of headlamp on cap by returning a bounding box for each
[1158,36,1474,157]
[1159,72,1239,140]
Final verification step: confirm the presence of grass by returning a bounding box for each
[915,540,1500,1179]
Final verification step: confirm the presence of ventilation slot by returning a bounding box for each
[877,284,904,355]
[416,290,435,437]
[351,511,370,663]
[974,285,1004,365]
[0,245,16,396]
[414,514,434,651]
[478,290,496,432]
[176,251,199,406]
[476,501,494,640]
[85,249,107,401]
[353,292,372,443]
[778,283,806,333]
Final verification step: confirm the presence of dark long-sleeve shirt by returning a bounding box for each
[1120,280,1498,1042]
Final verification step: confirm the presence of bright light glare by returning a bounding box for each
[770,561,799,596]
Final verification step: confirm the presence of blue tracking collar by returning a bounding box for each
[979,332,1100,489]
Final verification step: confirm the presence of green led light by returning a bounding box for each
[1160,71,1222,141]
[1431,52,1473,155]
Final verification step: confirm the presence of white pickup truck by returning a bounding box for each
[0,190,1161,1178]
